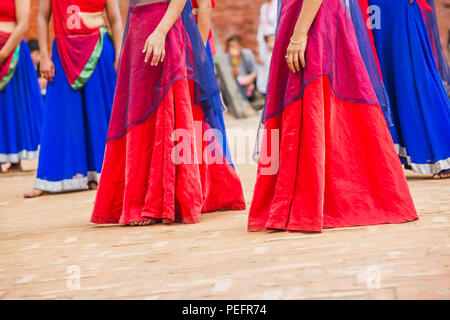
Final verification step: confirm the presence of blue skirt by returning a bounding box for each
[35,35,116,192]
[0,40,43,164]
[370,0,450,174]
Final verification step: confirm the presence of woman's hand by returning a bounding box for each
[143,30,166,66]
[40,56,55,82]
[285,36,308,73]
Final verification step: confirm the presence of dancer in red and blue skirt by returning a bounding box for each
[0,0,43,173]
[249,0,418,232]
[91,0,245,226]
[24,0,123,197]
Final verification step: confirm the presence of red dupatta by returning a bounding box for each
[0,32,20,91]
[51,0,107,90]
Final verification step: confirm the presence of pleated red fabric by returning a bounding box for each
[91,79,245,225]
[248,76,418,232]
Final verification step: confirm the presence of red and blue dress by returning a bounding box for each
[91,0,245,225]
[0,0,43,164]
[34,0,116,192]
[248,0,418,232]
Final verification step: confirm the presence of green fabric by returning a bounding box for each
[71,26,108,91]
[0,44,21,91]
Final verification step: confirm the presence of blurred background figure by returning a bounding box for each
[27,38,47,96]
[26,38,39,70]
[256,33,275,97]
[0,0,43,173]
[255,0,277,99]
[226,34,262,111]
[256,0,278,63]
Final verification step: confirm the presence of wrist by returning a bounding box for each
[290,35,308,45]
[154,26,168,37]
[292,29,308,40]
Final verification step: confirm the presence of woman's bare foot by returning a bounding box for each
[23,188,49,198]
[88,181,98,190]
[433,174,441,180]
[128,220,159,226]
[8,162,23,173]
[162,218,171,224]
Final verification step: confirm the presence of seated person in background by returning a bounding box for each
[256,33,275,97]
[27,39,40,71]
[226,35,259,103]
[26,39,47,97]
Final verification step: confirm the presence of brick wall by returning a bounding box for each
[212,0,267,54]
[26,0,40,40]
[27,0,449,57]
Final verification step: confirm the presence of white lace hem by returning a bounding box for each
[34,171,100,192]
[0,149,39,163]
[395,144,450,175]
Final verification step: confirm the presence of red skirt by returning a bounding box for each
[91,79,246,225]
[248,76,418,232]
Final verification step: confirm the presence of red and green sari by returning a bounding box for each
[0,32,20,91]
[51,0,107,90]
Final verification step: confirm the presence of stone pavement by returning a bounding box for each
[0,114,449,300]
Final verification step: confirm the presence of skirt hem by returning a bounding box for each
[395,144,450,174]
[35,171,100,192]
[0,149,39,163]
[248,216,418,233]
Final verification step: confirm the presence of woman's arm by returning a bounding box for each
[286,0,323,73]
[196,0,212,45]
[105,0,123,70]
[37,0,54,81]
[0,0,30,65]
[143,0,187,66]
